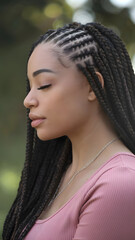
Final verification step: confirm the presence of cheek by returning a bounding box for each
[46,86,89,128]
[37,85,89,140]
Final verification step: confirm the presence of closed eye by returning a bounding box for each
[37,84,52,90]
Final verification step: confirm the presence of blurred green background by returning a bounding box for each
[0,0,135,239]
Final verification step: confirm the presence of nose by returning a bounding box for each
[23,91,38,109]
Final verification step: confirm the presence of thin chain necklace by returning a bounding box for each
[46,137,118,209]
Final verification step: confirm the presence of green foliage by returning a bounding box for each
[0,135,25,240]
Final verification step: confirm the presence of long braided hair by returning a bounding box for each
[2,22,135,240]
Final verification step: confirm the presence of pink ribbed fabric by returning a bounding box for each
[24,152,135,240]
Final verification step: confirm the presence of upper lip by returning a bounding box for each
[29,113,46,121]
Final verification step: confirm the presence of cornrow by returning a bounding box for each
[63,37,94,53]
[83,26,134,118]
[52,28,83,44]
[2,22,135,240]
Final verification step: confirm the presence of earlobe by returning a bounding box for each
[88,71,104,102]
[88,90,97,101]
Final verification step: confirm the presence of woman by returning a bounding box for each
[3,22,135,240]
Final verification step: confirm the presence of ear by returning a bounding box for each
[88,71,104,101]
[95,72,104,88]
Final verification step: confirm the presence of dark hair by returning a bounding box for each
[3,22,135,240]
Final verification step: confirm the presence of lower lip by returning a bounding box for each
[31,119,45,127]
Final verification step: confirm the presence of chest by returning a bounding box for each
[24,199,80,240]
[38,168,96,220]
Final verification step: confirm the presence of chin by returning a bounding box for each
[37,133,53,141]
[36,130,64,141]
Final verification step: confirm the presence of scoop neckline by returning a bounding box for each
[36,151,134,224]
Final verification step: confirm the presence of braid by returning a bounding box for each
[91,24,135,116]
[3,22,135,240]
[91,23,135,98]
[83,25,135,128]
[78,64,134,151]
[16,137,72,240]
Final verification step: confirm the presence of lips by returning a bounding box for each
[31,118,45,127]
[29,113,46,128]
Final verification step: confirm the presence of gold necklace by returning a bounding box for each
[47,137,118,208]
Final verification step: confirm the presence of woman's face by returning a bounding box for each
[24,43,93,141]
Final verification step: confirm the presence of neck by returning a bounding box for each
[67,111,119,175]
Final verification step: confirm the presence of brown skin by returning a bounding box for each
[24,42,131,183]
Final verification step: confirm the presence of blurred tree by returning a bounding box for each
[0,0,73,46]
[88,0,135,55]
[0,0,135,49]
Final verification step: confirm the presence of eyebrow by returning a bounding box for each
[33,68,56,77]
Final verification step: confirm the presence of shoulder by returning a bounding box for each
[82,152,135,208]
[76,153,135,240]
[97,152,135,192]
[99,152,135,187]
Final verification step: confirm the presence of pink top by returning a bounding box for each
[24,152,135,240]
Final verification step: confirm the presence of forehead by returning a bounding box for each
[27,43,64,76]
[28,43,55,68]
[27,42,89,88]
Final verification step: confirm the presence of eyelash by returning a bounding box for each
[37,84,52,90]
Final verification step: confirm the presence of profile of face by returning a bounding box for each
[24,43,103,141]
